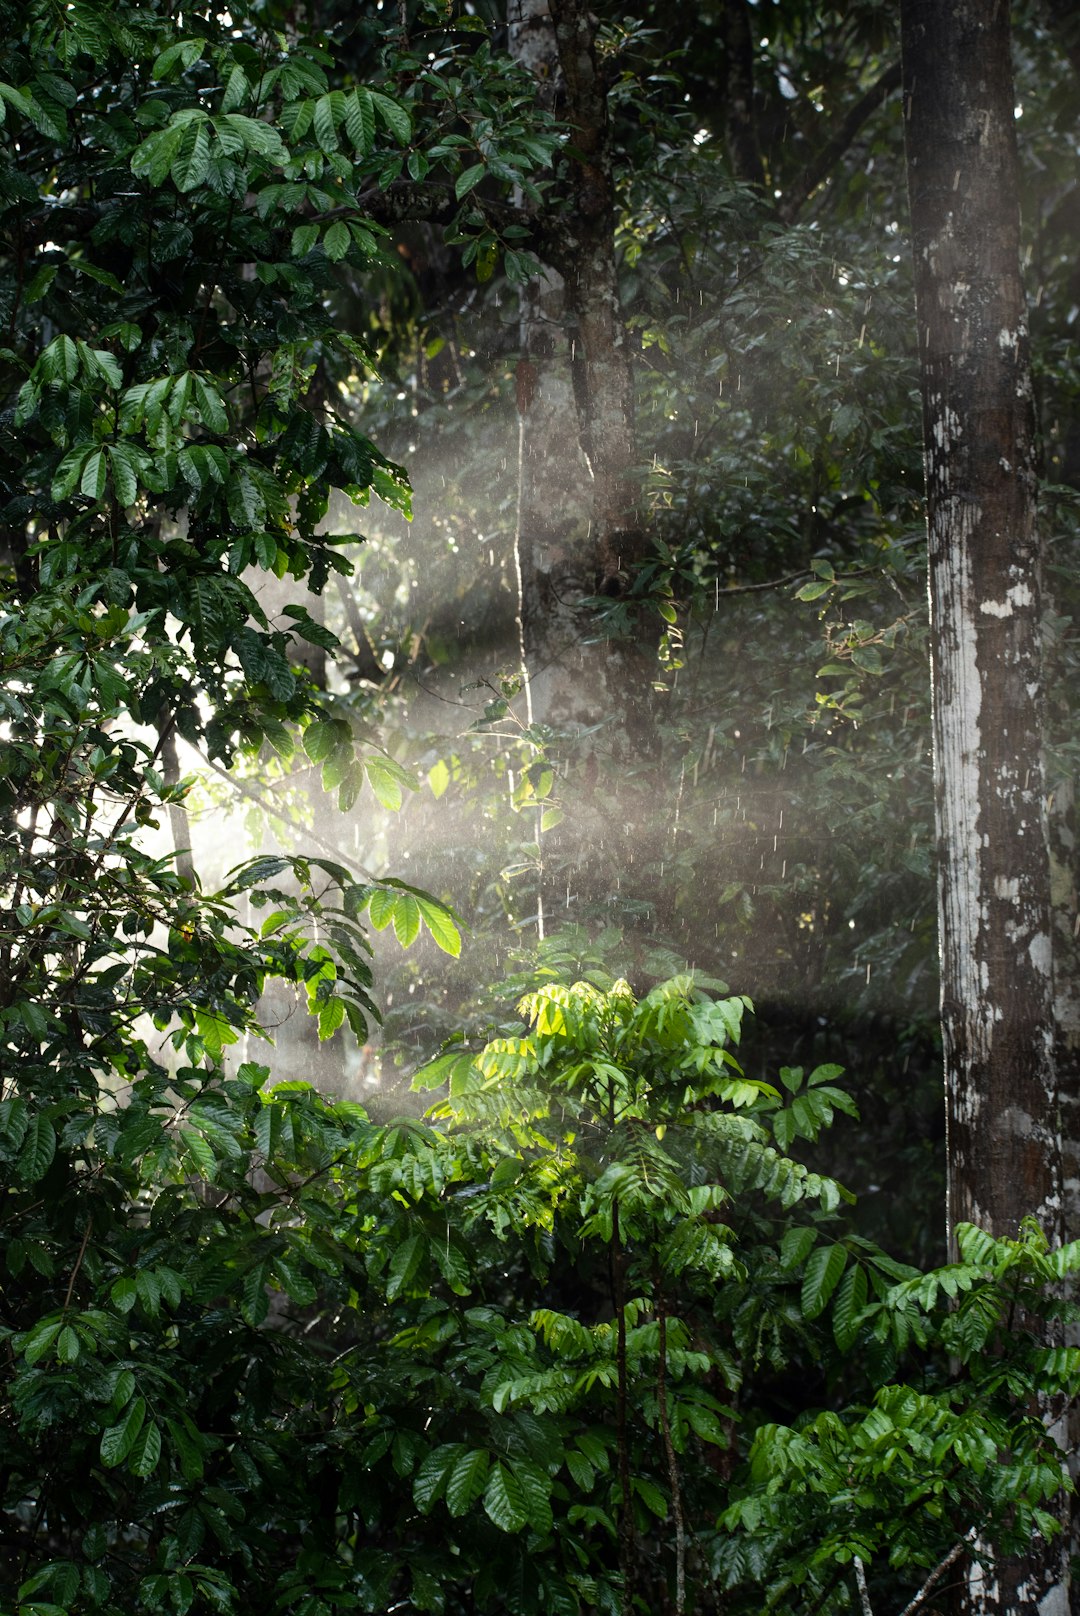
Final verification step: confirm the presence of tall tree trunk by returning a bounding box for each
[901,2,1066,1611]
[507,0,657,939]
[722,0,766,190]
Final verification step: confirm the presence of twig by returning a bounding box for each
[199,754,377,880]
[895,1534,972,1616]
[611,1199,636,1616]
[657,1304,686,1616]
[63,1215,94,1310]
[779,60,903,224]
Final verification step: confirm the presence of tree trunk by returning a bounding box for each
[506,0,658,939]
[901,2,1066,1610]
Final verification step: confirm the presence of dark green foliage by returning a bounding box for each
[3,0,1080,1612]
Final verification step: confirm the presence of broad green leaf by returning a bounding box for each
[483,1462,528,1533]
[194,375,229,434]
[511,1458,553,1535]
[779,1226,816,1270]
[455,162,486,200]
[152,38,204,79]
[416,896,461,958]
[832,1261,868,1351]
[386,1233,425,1299]
[365,753,414,810]
[632,1475,668,1518]
[22,1319,63,1365]
[802,1243,848,1320]
[129,1419,162,1478]
[370,89,410,143]
[317,997,345,1040]
[413,1444,465,1512]
[323,220,350,263]
[428,758,450,798]
[50,447,89,501]
[292,222,319,257]
[564,1448,594,1492]
[391,893,421,949]
[131,123,185,187]
[345,88,375,152]
[108,443,141,506]
[303,719,345,764]
[81,450,107,501]
[100,1396,146,1468]
[171,120,212,191]
[313,91,342,152]
[55,1325,80,1363]
[446,1449,490,1516]
[17,1114,56,1183]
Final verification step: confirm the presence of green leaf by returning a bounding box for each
[17,1114,56,1183]
[152,38,205,79]
[512,1458,553,1535]
[323,220,350,263]
[385,1233,425,1299]
[446,1449,490,1516]
[416,896,462,957]
[428,759,450,799]
[413,1444,465,1512]
[313,91,342,152]
[51,447,89,501]
[129,1419,162,1478]
[101,1396,147,1468]
[370,89,411,143]
[391,893,421,949]
[194,375,229,434]
[131,123,185,187]
[81,450,107,501]
[171,119,212,191]
[365,753,414,810]
[455,162,486,200]
[832,1261,868,1351]
[779,1226,816,1270]
[345,88,375,152]
[317,997,345,1040]
[108,443,141,506]
[55,1325,80,1363]
[303,720,346,764]
[632,1475,668,1519]
[802,1243,848,1320]
[22,1319,62,1365]
[292,222,319,257]
[483,1462,528,1533]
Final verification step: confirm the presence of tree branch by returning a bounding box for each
[779,60,902,223]
[895,1534,972,1616]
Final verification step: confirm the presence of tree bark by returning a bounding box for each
[722,0,766,191]
[505,0,659,938]
[901,2,1066,1610]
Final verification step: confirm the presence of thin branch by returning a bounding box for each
[779,60,902,224]
[895,1534,972,1616]
[656,1304,687,1616]
[198,753,377,881]
[611,1198,636,1616]
[63,1216,94,1310]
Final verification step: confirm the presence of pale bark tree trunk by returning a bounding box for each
[901,2,1066,1611]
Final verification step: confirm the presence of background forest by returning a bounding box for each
[3,1,1080,1614]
